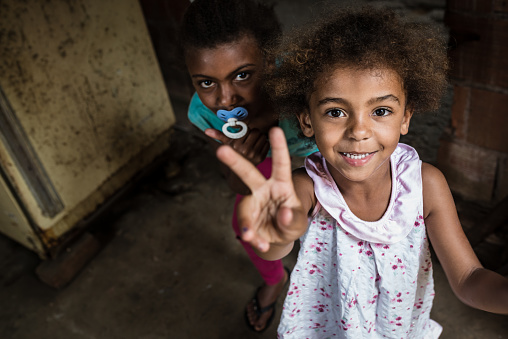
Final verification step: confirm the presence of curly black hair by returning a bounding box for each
[179,0,281,55]
[266,6,449,120]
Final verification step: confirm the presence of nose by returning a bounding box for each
[217,84,238,109]
[347,114,372,141]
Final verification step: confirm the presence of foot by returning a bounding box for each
[246,269,289,332]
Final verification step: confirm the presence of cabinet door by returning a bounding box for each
[0,0,175,256]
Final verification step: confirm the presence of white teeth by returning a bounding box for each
[343,152,371,160]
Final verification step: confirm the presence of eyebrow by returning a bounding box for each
[368,94,400,105]
[317,94,401,106]
[191,63,256,79]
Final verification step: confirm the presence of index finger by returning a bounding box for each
[204,128,230,144]
[216,145,267,191]
[268,127,292,183]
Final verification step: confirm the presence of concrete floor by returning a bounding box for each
[1,1,508,338]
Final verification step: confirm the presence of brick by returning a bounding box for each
[437,138,497,201]
[446,12,508,88]
[493,0,508,13]
[467,88,508,153]
[476,0,495,13]
[446,0,492,13]
[450,85,469,139]
[496,156,508,201]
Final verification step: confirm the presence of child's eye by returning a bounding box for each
[199,80,215,89]
[235,72,250,81]
[372,108,392,117]
[326,109,345,118]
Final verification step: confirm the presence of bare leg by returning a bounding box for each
[246,268,289,331]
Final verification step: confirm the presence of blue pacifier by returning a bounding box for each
[217,107,249,139]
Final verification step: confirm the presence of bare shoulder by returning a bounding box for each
[293,167,311,180]
[293,167,313,190]
[421,162,447,185]
[421,162,449,196]
[293,167,316,215]
[421,162,453,219]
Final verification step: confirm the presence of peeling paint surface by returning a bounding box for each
[0,0,175,243]
[0,171,44,254]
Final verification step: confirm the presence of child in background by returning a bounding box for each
[217,6,508,338]
[179,0,317,332]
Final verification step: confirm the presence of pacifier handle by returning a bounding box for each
[222,118,248,139]
[217,107,249,139]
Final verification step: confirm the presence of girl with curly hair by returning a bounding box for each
[217,6,508,338]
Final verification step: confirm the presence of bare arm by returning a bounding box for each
[423,162,508,314]
[216,127,314,260]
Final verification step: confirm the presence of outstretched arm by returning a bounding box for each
[423,163,508,314]
[216,127,313,260]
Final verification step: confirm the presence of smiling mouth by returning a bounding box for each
[341,152,375,160]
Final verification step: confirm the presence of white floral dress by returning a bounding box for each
[278,144,442,339]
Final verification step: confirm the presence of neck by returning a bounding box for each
[333,162,392,222]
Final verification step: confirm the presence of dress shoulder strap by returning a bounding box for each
[305,144,422,244]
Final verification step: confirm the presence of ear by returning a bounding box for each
[400,107,413,136]
[297,110,315,138]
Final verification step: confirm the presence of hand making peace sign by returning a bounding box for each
[216,127,310,259]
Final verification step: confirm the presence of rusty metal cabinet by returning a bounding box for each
[0,0,175,258]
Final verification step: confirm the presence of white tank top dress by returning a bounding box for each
[278,144,442,339]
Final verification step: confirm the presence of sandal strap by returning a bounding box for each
[252,287,277,316]
[253,299,276,316]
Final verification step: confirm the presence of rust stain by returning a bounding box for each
[57,37,74,58]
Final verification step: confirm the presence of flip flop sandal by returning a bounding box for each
[245,267,291,333]
[245,287,277,332]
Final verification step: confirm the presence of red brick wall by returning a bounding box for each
[439,0,508,202]
[446,11,508,88]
